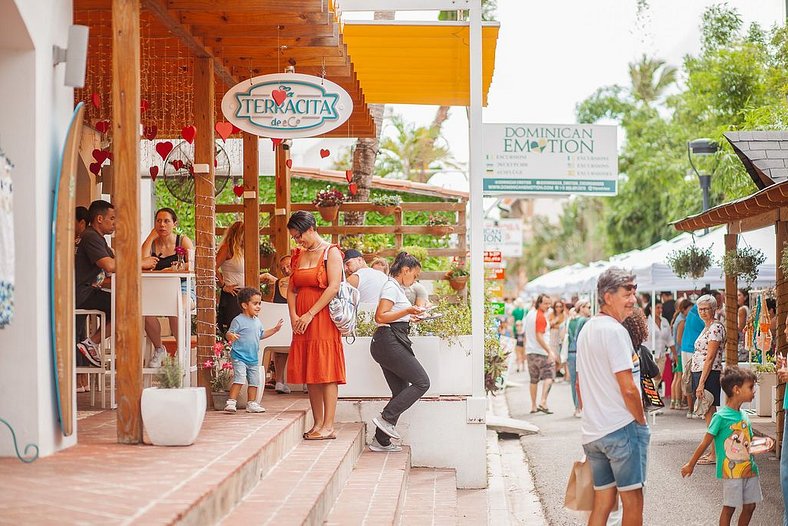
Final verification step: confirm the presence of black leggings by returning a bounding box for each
[217,290,242,334]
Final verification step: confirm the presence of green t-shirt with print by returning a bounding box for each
[707,406,759,480]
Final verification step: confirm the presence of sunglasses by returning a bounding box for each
[622,284,637,292]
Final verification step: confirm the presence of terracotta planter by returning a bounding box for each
[429,225,454,236]
[211,390,229,411]
[448,275,468,291]
[363,253,376,263]
[318,205,340,222]
[372,205,399,216]
[259,253,274,270]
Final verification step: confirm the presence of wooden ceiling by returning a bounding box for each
[73,0,376,138]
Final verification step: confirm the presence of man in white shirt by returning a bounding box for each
[344,249,388,304]
[576,267,649,526]
[524,294,556,414]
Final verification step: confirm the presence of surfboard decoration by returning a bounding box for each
[50,102,86,437]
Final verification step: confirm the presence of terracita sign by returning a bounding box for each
[221,73,353,138]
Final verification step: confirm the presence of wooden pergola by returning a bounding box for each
[74,0,499,443]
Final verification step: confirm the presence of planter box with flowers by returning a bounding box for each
[370,194,402,216]
[313,186,345,222]
[426,215,454,236]
[445,264,469,291]
[202,339,235,410]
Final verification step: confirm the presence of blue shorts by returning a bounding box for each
[582,421,650,491]
[232,359,261,387]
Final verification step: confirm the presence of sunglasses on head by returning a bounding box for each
[622,284,637,292]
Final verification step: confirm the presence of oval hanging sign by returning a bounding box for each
[221,73,353,139]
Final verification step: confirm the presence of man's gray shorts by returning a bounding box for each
[722,477,763,508]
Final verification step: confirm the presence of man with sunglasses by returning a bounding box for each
[577,267,649,526]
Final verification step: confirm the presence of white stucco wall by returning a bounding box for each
[0,0,74,457]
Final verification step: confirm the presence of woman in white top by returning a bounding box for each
[216,221,247,333]
[368,252,429,453]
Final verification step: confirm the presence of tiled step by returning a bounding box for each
[397,468,458,526]
[325,447,411,525]
[457,488,489,525]
[220,423,365,526]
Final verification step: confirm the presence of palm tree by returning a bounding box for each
[377,114,459,183]
[628,54,677,104]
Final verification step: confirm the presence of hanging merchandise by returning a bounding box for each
[0,151,14,328]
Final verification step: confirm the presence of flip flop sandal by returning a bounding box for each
[303,430,324,441]
[529,410,539,414]
[537,405,553,415]
[320,432,337,440]
[697,456,715,465]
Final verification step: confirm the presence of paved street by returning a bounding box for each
[505,370,784,526]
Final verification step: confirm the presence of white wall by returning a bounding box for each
[0,0,74,457]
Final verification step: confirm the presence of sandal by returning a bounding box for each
[537,405,553,415]
[304,430,324,441]
[697,456,715,465]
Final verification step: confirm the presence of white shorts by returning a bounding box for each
[722,477,763,508]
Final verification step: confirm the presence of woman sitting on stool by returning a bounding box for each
[369,252,430,452]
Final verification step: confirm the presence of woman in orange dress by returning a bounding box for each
[286,211,345,440]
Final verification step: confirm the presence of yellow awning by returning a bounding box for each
[342,21,499,106]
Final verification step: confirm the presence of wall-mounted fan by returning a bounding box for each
[162,141,233,203]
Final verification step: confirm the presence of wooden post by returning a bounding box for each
[194,57,215,400]
[243,134,260,285]
[776,220,788,458]
[724,233,739,366]
[112,0,143,444]
[273,145,291,261]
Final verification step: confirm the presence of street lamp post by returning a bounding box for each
[687,138,719,233]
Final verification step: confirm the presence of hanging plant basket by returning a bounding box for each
[666,244,714,280]
[259,242,275,270]
[370,195,402,216]
[317,205,340,222]
[721,246,766,285]
[446,266,470,291]
[371,204,400,216]
[429,225,454,236]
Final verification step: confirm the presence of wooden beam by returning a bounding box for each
[112,0,143,444]
[728,208,779,234]
[167,0,327,11]
[777,221,788,459]
[194,57,216,404]
[179,11,331,26]
[243,134,261,282]
[724,233,739,365]
[274,145,292,263]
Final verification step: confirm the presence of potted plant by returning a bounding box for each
[141,355,206,446]
[426,215,454,236]
[201,340,235,410]
[721,246,766,285]
[666,244,714,280]
[259,240,275,270]
[445,264,469,291]
[313,186,345,222]
[370,194,402,216]
[753,362,777,417]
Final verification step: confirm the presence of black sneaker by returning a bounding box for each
[77,341,101,367]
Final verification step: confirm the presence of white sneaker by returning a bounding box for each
[77,340,102,367]
[369,438,402,452]
[224,399,237,413]
[148,346,167,368]
[246,401,266,413]
[686,411,693,419]
[373,415,401,440]
[275,382,291,394]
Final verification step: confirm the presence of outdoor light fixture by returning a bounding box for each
[53,25,90,88]
[687,137,719,233]
[281,139,293,151]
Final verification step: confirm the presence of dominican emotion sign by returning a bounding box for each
[221,73,353,138]
[482,124,618,196]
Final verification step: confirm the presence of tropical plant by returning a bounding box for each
[413,301,472,347]
[201,340,234,392]
[628,54,678,104]
[721,246,766,285]
[155,355,183,389]
[666,245,714,280]
[313,186,345,208]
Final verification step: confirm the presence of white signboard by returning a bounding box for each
[221,73,353,138]
[484,219,523,258]
[483,124,618,196]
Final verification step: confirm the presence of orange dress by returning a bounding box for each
[287,247,346,385]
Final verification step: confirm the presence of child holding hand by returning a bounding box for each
[225,287,283,413]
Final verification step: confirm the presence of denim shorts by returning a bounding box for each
[232,359,261,387]
[582,421,650,491]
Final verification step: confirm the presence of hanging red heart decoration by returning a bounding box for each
[89,162,101,176]
[188,164,195,176]
[214,158,218,168]
[231,125,241,134]
[143,125,157,141]
[345,170,353,183]
[92,149,110,165]
[105,150,113,162]
[215,121,233,143]
[140,99,149,114]
[149,166,159,181]
[172,159,184,171]
[181,125,197,144]
[91,93,101,109]
[155,141,173,160]
[320,148,330,158]
[285,159,293,169]
[349,183,358,196]
[233,185,244,197]
[272,89,287,106]
[95,120,111,134]
[271,138,283,151]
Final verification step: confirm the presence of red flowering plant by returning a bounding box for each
[312,186,345,208]
[201,339,234,392]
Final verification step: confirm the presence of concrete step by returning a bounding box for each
[397,468,458,526]
[220,423,365,526]
[325,447,411,525]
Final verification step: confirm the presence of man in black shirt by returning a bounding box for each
[660,291,676,324]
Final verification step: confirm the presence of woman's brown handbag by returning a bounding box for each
[564,457,594,511]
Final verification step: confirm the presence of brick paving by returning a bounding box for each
[397,468,458,526]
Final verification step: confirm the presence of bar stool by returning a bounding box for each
[74,309,113,408]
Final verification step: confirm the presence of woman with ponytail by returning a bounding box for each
[368,252,430,452]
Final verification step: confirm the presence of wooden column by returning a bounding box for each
[273,145,291,261]
[112,0,143,444]
[724,232,739,365]
[776,220,788,458]
[243,134,260,285]
[194,57,215,400]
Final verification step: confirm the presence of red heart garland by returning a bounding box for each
[320,148,330,158]
[285,159,293,169]
[91,93,101,109]
[155,141,173,160]
[231,124,241,134]
[106,150,113,162]
[92,148,110,165]
[140,99,149,114]
[272,89,287,106]
[172,159,184,171]
[149,166,159,181]
[95,120,110,134]
[349,183,358,196]
[89,162,101,176]
[233,185,244,197]
[345,170,353,183]
[143,125,158,141]
[215,121,233,143]
[181,125,197,144]
[271,138,283,151]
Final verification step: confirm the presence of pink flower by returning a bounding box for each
[201,359,215,369]
[221,362,233,370]
[212,342,224,355]
[175,246,187,256]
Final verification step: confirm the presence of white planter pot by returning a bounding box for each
[755,373,777,417]
[141,387,206,446]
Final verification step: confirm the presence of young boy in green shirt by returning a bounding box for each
[681,366,762,526]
